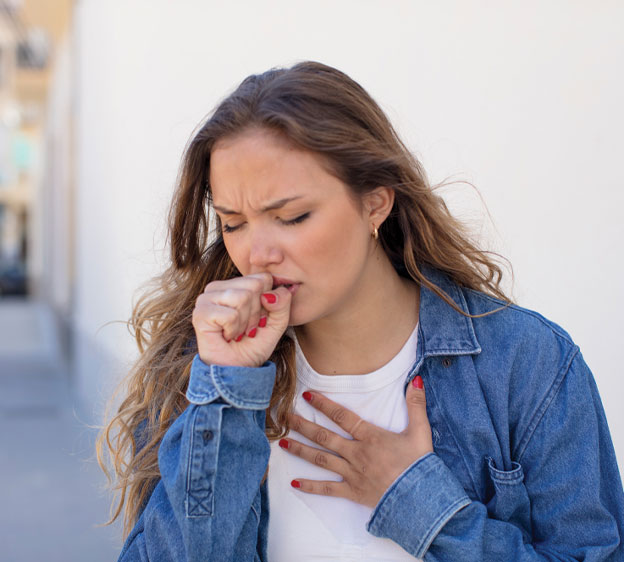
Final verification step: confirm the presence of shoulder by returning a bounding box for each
[462,287,579,366]
[460,288,589,455]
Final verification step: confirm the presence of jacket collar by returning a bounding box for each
[413,266,482,372]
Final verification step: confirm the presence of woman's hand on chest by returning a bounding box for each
[278,376,433,508]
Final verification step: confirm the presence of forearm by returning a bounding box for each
[367,355,624,562]
[367,453,618,561]
[119,356,275,562]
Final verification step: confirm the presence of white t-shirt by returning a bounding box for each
[267,325,421,561]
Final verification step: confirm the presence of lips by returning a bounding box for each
[271,276,301,295]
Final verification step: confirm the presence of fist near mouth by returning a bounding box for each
[192,273,293,367]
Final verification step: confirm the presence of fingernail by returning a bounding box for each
[302,391,312,402]
[279,439,290,449]
[235,333,244,342]
[291,479,301,489]
[262,293,277,304]
[258,316,267,328]
[248,327,257,338]
[412,375,424,389]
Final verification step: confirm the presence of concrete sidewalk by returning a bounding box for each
[0,299,121,561]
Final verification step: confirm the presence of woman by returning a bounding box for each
[99,61,624,561]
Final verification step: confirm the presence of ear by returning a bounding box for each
[362,186,394,227]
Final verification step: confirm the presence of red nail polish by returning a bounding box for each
[248,328,257,338]
[258,316,267,328]
[302,391,312,402]
[279,439,290,449]
[291,480,301,489]
[413,375,424,389]
[235,333,244,342]
[262,293,277,304]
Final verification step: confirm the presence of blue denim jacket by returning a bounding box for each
[118,269,624,561]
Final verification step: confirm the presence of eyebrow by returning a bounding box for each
[213,196,304,215]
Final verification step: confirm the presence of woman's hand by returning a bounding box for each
[192,272,292,367]
[279,376,433,508]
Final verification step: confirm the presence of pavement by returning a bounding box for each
[0,298,121,561]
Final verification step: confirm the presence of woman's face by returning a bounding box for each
[210,128,383,327]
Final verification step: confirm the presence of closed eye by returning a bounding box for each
[222,223,242,233]
[220,212,310,234]
[280,213,310,226]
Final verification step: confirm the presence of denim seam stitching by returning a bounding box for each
[416,495,471,558]
[185,407,197,517]
[515,346,579,462]
[369,454,436,529]
[211,367,272,409]
[464,289,576,346]
[186,387,219,405]
[425,361,482,499]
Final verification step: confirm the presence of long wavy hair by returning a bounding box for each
[97,60,510,536]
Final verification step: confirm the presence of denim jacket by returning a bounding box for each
[118,269,624,561]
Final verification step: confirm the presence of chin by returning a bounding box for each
[287,302,316,328]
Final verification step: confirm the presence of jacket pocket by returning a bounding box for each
[485,456,532,542]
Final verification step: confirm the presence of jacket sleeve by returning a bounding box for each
[367,353,624,561]
[118,355,275,562]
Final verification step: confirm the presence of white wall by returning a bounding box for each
[73,1,624,470]
[42,33,73,317]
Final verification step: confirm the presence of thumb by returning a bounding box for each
[261,286,293,331]
[405,375,431,439]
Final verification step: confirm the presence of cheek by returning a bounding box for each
[304,215,368,274]
[222,238,248,273]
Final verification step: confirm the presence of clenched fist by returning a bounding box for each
[192,273,292,367]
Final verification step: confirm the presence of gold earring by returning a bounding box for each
[372,226,379,240]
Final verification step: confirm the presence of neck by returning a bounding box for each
[294,254,420,375]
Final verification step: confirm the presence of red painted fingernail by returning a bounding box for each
[262,293,277,304]
[413,375,424,389]
[248,328,257,338]
[235,333,244,342]
[302,391,312,402]
[291,479,301,489]
[279,439,290,449]
[258,316,267,328]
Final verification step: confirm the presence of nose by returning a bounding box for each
[248,227,283,270]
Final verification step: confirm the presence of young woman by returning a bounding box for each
[99,61,624,561]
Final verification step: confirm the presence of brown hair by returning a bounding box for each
[97,60,509,536]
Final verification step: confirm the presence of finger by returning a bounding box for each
[404,375,433,446]
[204,276,272,335]
[289,478,352,501]
[203,273,273,294]
[260,286,292,331]
[302,391,369,440]
[288,413,352,457]
[205,287,259,338]
[192,301,243,341]
[232,274,272,334]
[279,437,350,476]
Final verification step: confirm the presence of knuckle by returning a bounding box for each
[314,428,329,445]
[408,393,427,407]
[322,482,333,496]
[330,407,347,425]
[314,452,328,467]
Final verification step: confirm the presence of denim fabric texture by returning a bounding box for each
[117,268,624,561]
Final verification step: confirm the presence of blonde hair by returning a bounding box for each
[97,61,509,536]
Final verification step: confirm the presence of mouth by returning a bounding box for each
[272,277,300,294]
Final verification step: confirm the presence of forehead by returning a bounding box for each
[209,128,346,209]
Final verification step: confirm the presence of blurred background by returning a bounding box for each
[0,1,622,560]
